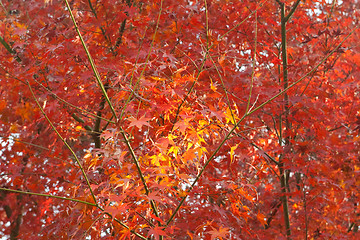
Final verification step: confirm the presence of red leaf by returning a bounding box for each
[128,115,152,128]
[147,226,167,240]
[208,226,229,240]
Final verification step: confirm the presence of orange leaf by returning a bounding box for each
[257,212,267,227]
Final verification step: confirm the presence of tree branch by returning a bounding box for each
[284,0,302,23]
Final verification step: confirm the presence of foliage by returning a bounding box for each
[0,0,359,239]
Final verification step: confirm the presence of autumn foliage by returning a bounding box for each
[0,0,360,239]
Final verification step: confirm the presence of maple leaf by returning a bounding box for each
[182,148,197,163]
[13,22,28,36]
[128,115,152,128]
[230,144,238,163]
[210,78,217,92]
[257,212,267,227]
[208,226,229,240]
[101,129,116,140]
[147,191,163,203]
[174,120,189,134]
[104,203,129,219]
[150,213,165,224]
[147,226,167,240]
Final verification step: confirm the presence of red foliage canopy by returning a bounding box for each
[0,0,359,239]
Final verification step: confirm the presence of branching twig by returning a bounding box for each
[218,0,268,41]
[34,79,115,124]
[0,187,97,206]
[165,24,358,228]
[246,26,357,117]
[64,0,117,120]
[26,80,98,205]
[284,0,301,22]
[118,0,163,121]
[171,0,269,130]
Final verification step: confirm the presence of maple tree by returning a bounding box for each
[0,0,359,239]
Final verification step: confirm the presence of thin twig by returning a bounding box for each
[26,80,98,205]
[218,0,268,41]
[247,26,357,117]
[33,79,115,124]
[171,0,269,130]
[64,0,117,120]
[0,187,96,206]
[118,127,160,219]
[65,0,162,227]
[119,0,163,121]
[246,9,258,114]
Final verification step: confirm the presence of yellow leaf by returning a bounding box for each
[168,146,180,157]
[230,144,238,163]
[89,156,99,169]
[186,142,193,151]
[75,125,84,131]
[224,107,237,124]
[167,134,177,144]
[210,78,217,92]
[150,155,160,167]
[150,76,166,81]
[198,119,208,127]
[84,152,92,159]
